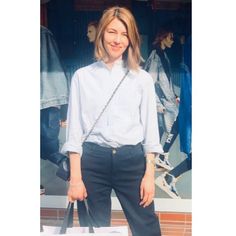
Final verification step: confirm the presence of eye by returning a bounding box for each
[107,29,115,34]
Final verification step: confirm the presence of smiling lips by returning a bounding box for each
[110,44,122,51]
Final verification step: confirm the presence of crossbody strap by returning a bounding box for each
[83,69,129,143]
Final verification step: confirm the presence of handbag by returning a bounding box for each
[56,70,129,181]
[41,201,128,235]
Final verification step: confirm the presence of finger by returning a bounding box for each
[143,200,151,208]
[84,190,88,199]
[143,194,154,208]
[78,196,84,201]
[68,195,74,203]
[140,184,144,200]
[140,192,148,206]
[143,195,152,207]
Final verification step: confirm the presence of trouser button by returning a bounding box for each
[112,149,116,155]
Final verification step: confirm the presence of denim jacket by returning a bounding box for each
[144,49,178,132]
[40,26,69,110]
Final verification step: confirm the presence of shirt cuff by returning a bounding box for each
[142,143,164,155]
[61,143,83,157]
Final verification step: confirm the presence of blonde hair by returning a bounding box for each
[94,6,141,71]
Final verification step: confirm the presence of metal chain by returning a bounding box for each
[83,69,129,143]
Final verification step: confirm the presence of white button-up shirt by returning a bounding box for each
[61,60,163,156]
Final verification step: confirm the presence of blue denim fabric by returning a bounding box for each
[169,153,192,178]
[40,107,61,162]
[40,26,69,109]
[179,63,192,154]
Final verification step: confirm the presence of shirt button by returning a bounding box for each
[112,149,116,155]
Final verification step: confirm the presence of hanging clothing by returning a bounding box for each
[40,26,69,109]
[40,26,69,164]
[178,36,192,155]
[178,62,192,154]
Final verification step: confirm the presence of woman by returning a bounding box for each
[144,29,179,171]
[62,6,163,236]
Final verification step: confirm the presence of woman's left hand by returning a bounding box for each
[139,174,155,208]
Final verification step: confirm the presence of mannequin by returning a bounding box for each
[144,29,179,171]
[87,21,98,43]
[155,35,192,199]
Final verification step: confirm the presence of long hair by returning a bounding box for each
[94,6,141,71]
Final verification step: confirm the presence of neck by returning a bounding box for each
[160,42,166,50]
[104,57,122,69]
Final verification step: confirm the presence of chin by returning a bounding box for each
[113,54,122,59]
[108,55,121,61]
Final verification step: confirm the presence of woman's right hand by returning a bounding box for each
[68,180,88,202]
[68,152,86,202]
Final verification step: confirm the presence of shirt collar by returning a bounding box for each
[96,60,140,77]
[99,59,124,70]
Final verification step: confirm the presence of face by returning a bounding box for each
[161,33,174,49]
[87,25,97,43]
[103,18,129,63]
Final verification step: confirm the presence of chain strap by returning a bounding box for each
[83,69,130,143]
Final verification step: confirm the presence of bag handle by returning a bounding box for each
[60,201,95,234]
[59,202,74,234]
[84,199,95,233]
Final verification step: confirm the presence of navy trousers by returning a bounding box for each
[80,142,162,236]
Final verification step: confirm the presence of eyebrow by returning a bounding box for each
[106,27,127,33]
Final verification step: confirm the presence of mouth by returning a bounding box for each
[110,45,122,51]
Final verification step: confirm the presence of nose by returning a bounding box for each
[114,34,121,43]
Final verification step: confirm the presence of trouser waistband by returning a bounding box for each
[83,142,142,155]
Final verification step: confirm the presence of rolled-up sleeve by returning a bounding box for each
[61,72,84,156]
[140,74,164,155]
